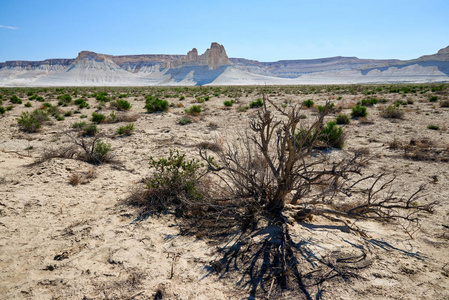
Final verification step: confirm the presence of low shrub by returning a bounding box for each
[318,121,345,148]
[112,99,132,111]
[95,92,110,102]
[82,124,98,136]
[178,117,192,125]
[351,104,368,118]
[303,99,314,108]
[145,95,168,113]
[427,124,439,130]
[360,98,379,106]
[117,123,135,136]
[10,95,22,104]
[185,105,202,115]
[317,103,334,113]
[17,110,49,132]
[25,102,32,107]
[130,149,205,214]
[74,98,88,109]
[335,113,350,125]
[223,100,234,107]
[72,121,87,129]
[57,94,72,105]
[380,105,404,119]
[91,112,106,124]
[0,107,5,114]
[429,95,438,102]
[249,98,264,108]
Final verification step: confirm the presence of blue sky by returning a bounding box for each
[0,0,448,62]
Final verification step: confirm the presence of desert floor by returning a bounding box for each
[1,85,449,299]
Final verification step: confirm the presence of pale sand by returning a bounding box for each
[0,87,448,299]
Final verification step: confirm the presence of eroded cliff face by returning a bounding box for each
[169,43,231,69]
[0,59,74,70]
[0,43,230,72]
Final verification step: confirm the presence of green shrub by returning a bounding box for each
[10,95,22,104]
[179,95,185,100]
[91,112,106,124]
[74,98,88,109]
[93,140,112,163]
[112,99,132,111]
[223,100,234,107]
[145,95,169,113]
[318,121,345,149]
[0,106,5,114]
[380,105,404,119]
[82,124,98,136]
[118,94,128,98]
[185,105,202,115]
[64,110,72,117]
[303,99,314,108]
[95,92,110,102]
[108,111,117,123]
[178,117,192,125]
[72,121,87,129]
[317,103,334,113]
[54,114,65,121]
[117,123,135,136]
[429,95,438,102]
[24,102,32,107]
[360,98,379,106]
[427,124,439,130]
[17,110,49,133]
[394,100,407,106]
[57,94,72,105]
[142,149,205,213]
[351,104,368,118]
[6,105,13,111]
[335,113,350,125]
[249,98,264,108]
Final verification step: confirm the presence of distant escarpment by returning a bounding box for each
[1,43,449,86]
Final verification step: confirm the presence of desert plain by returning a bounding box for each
[0,84,449,299]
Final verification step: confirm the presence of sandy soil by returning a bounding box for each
[1,85,449,299]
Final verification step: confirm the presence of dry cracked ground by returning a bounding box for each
[0,85,449,299]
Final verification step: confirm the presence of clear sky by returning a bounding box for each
[1,0,448,62]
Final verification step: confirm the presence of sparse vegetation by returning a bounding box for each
[380,105,404,119]
[303,99,314,108]
[10,95,22,104]
[145,95,168,113]
[223,100,234,107]
[335,113,350,124]
[111,99,132,111]
[128,149,206,214]
[117,123,135,136]
[429,95,438,102]
[91,112,106,124]
[17,110,49,132]
[249,98,264,108]
[178,117,192,125]
[351,104,368,118]
[185,105,202,115]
